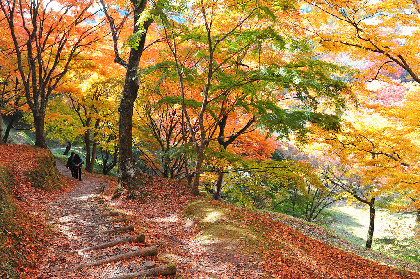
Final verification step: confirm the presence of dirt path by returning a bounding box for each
[35,160,172,279]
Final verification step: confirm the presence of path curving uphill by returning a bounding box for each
[35,160,175,279]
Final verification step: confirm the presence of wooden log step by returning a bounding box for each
[101,211,120,218]
[75,234,145,253]
[110,264,177,279]
[86,225,135,238]
[97,217,126,225]
[75,245,158,270]
[103,225,135,235]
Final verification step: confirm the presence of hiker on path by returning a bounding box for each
[73,153,84,181]
[66,152,77,178]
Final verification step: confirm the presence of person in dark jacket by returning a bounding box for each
[66,152,77,178]
[73,153,84,181]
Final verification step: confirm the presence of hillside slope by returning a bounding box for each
[0,145,66,278]
[1,144,420,278]
[106,176,420,278]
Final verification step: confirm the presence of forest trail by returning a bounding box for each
[35,160,175,279]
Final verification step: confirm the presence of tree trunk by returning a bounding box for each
[191,147,204,196]
[90,138,98,172]
[33,112,47,148]
[63,142,71,155]
[84,129,92,172]
[84,120,99,173]
[117,14,152,189]
[75,234,145,253]
[213,169,224,200]
[365,197,376,249]
[101,146,118,175]
[416,208,420,222]
[3,113,18,143]
[0,113,3,144]
[118,83,137,189]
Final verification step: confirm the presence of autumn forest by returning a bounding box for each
[1,0,420,278]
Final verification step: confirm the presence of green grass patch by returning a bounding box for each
[184,197,276,256]
[325,204,420,263]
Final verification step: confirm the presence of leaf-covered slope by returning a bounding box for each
[0,144,67,278]
[107,172,420,278]
[185,198,420,278]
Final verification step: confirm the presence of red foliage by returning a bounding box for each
[0,144,73,277]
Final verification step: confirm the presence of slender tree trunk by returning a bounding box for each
[213,169,224,200]
[84,129,92,171]
[63,142,71,155]
[192,147,205,195]
[3,113,18,143]
[0,113,3,144]
[84,120,99,173]
[366,198,376,249]
[416,208,420,223]
[90,139,97,172]
[33,112,47,148]
[162,152,170,178]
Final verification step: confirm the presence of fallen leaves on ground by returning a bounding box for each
[1,144,420,278]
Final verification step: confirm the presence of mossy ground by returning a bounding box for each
[184,197,275,259]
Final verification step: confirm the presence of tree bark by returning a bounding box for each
[101,146,118,175]
[101,225,134,235]
[192,147,205,196]
[33,111,47,148]
[63,142,71,155]
[118,80,137,189]
[213,169,224,200]
[84,119,99,173]
[0,113,3,145]
[365,197,376,249]
[116,4,152,190]
[84,128,92,172]
[3,113,18,143]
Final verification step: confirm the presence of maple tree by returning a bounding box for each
[134,93,192,179]
[297,0,420,240]
[0,74,26,144]
[301,0,420,84]
[210,123,278,200]
[152,0,349,195]
[0,0,102,148]
[47,72,121,173]
[299,0,420,191]
[99,0,158,189]
[306,84,420,247]
[0,26,28,144]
